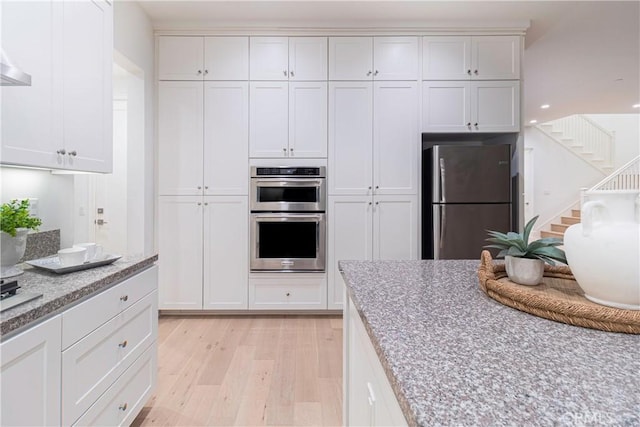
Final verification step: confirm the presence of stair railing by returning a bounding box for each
[580,155,640,206]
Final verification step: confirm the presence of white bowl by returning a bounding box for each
[58,247,87,266]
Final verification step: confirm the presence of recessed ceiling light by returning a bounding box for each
[540,104,550,109]
[633,104,640,108]
[529,119,538,124]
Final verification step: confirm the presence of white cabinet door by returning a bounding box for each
[249,81,289,157]
[422,36,471,80]
[328,81,373,195]
[62,0,113,173]
[374,82,418,195]
[373,195,418,260]
[472,36,520,80]
[249,37,289,80]
[289,81,328,158]
[204,36,249,80]
[471,80,520,132]
[288,37,327,81]
[203,196,248,310]
[1,0,61,169]
[327,196,373,310]
[421,81,471,133]
[158,82,204,195]
[158,36,204,81]
[158,196,203,309]
[0,316,61,427]
[328,37,373,80]
[373,37,419,80]
[204,81,249,194]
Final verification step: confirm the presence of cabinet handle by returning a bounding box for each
[118,403,128,412]
[366,70,372,76]
[120,295,128,302]
[56,148,66,155]
[467,69,471,75]
[290,70,295,77]
[374,70,379,76]
[118,340,128,348]
[283,70,288,76]
[474,70,478,75]
[197,70,202,75]
[68,150,77,156]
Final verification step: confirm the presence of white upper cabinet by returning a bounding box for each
[422,80,520,132]
[204,37,249,80]
[423,35,520,80]
[250,36,327,80]
[249,82,289,157]
[289,81,328,157]
[1,0,113,172]
[329,37,418,80]
[159,36,249,80]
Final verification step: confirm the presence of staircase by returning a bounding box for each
[540,209,581,239]
[536,115,615,174]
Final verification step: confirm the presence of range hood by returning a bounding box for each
[1,49,32,86]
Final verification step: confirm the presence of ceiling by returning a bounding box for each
[136,0,640,124]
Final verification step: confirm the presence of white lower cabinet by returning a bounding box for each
[158,195,248,310]
[327,195,417,309]
[0,315,62,427]
[346,298,407,427]
[249,273,327,309]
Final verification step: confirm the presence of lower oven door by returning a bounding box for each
[250,212,326,272]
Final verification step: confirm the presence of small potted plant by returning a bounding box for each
[484,215,567,286]
[1,199,42,278]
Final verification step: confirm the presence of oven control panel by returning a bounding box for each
[252,167,326,177]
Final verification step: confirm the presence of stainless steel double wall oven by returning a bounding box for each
[250,166,326,272]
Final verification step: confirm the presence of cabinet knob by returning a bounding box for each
[369,201,372,205]
[68,150,77,156]
[204,69,209,75]
[286,292,290,297]
[290,148,294,154]
[368,186,372,190]
[56,148,66,155]
[366,70,372,76]
[466,122,472,127]
[118,403,128,412]
[197,202,202,206]
[376,201,379,205]
[120,295,128,302]
[283,148,287,154]
[204,202,209,206]
[197,70,202,75]
[197,186,202,190]
[474,70,478,75]
[283,70,288,76]
[290,70,295,77]
[474,123,478,127]
[467,69,471,75]
[118,340,128,348]
[374,70,379,76]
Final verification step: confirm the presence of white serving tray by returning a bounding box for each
[26,254,122,274]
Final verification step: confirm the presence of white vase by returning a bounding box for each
[504,255,544,286]
[564,190,640,310]
[0,228,29,278]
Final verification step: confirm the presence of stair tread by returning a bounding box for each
[551,223,570,232]
[571,209,581,217]
[561,216,580,225]
[541,230,564,238]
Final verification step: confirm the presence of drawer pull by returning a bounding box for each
[118,340,128,348]
[120,295,128,302]
[119,403,128,411]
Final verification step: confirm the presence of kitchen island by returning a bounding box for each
[340,259,640,426]
[1,254,158,426]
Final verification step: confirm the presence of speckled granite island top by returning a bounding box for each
[1,254,158,338]
[339,260,640,427]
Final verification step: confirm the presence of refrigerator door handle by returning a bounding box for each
[439,158,446,203]
[433,205,446,260]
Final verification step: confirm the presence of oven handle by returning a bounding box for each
[252,213,324,221]
[253,178,323,186]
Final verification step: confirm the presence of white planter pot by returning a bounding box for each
[564,190,640,310]
[504,255,544,286]
[0,228,29,278]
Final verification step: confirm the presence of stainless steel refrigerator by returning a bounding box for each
[422,144,512,259]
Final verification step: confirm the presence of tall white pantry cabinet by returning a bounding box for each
[157,36,250,310]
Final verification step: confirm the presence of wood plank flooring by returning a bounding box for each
[132,315,343,427]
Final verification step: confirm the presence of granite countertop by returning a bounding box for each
[1,254,158,338]
[339,260,640,427]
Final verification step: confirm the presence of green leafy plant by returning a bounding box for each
[484,215,567,265]
[0,199,42,237]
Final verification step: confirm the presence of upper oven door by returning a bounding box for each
[250,177,326,212]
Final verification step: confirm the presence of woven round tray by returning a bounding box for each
[477,250,640,334]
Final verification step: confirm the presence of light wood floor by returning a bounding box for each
[132,315,343,427]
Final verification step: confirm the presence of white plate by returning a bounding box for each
[25,254,122,274]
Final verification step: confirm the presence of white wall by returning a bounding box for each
[584,114,640,167]
[0,168,75,248]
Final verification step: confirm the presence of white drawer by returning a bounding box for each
[73,345,157,427]
[62,290,158,426]
[249,273,327,309]
[62,266,157,349]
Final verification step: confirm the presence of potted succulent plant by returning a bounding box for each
[484,215,567,286]
[1,199,42,278]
